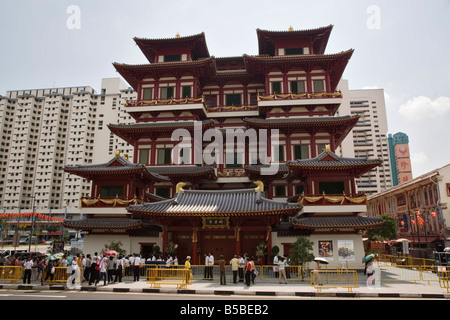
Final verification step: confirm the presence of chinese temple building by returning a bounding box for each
[63,26,384,265]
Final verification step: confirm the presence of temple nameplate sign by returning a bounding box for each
[202,217,229,229]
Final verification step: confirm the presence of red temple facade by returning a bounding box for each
[64,26,383,265]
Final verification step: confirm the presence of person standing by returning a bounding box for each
[95,256,107,286]
[230,255,239,284]
[273,254,279,279]
[277,256,288,284]
[219,255,226,285]
[244,256,252,287]
[107,256,115,283]
[207,252,214,280]
[114,255,124,283]
[83,254,92,282]
[184,256,192,284]
[238,254,245,282]
[133,253,141,281]
[22,257,34,284]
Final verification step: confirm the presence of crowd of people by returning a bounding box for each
[0,251,182,286]
[1,251,292,287]
[203,252,291,286]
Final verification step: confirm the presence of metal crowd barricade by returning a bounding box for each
[41,267,85,283]
[311,269,358,292]
[146,265,192,289]
[438,270,450,293]
[0,266,24,283]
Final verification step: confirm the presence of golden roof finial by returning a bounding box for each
[254,180,264,192]
[325,144,331,153]
[115,150,120,158]
[288,26,294,31]
[176,182,187,193]
[176,33,180,38]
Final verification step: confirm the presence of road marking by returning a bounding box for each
[0,293,67,298]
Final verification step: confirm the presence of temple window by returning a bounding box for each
[163,54,182,62]
[142,88,152,101]
[294,145,309,159]
[313,80,324,93]
[225,152,242,168]
[285,47,304,55]
[157,148,171,164]
[155,187,171,199]
[100,185,123,198]
[295,185,304,195]
[318,181,345,195]
[205,95,217,107]
[271,82,282,94]
[160,87,174,99]
[182,86,191,98]
[291,81,306,94]
[276,145,285,162]
[225,94,241,106]
[138,149,149,165]
[275,185,287,197]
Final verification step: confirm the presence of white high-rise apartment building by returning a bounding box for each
[0,78,136,213]
[338,80,393,195]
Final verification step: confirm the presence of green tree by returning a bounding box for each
[165,242,177,257]
[366,214,396,241]
[102,240,127,256]
[288,236,315,266]
[256,242,267,259]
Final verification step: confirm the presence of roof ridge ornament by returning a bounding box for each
[176,182,187,194]
[254,180,264,192]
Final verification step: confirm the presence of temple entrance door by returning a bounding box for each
[139,243,155,260]
[201,230,235,263]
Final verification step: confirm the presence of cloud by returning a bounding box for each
[410,152,428,166]
[398,96,450,121]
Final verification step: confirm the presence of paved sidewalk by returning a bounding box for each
[2,278,449,299]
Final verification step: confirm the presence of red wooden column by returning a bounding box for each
[234,226,241,255]
[266,225,272,264]
[192,227,198,265]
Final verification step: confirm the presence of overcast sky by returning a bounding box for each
[1,0,449,178]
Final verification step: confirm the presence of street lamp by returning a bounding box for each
[23,194,36,253]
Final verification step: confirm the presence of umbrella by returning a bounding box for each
[104,250,118,256]
[314,257,329,264]
[46,253,63,260]
[362,253,375,263]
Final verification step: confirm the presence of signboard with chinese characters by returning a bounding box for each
[202,217,229,229]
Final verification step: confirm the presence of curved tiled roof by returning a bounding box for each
[147,165,217,181]
[293,215,383,230]
[107,120,215,144]
[64,156,169,182]
[63,218,143,231]
[288,150,382,171]
[128,188,301,217]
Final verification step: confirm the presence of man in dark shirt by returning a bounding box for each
[219,255,226,285]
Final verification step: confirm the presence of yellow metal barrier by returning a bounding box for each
[311,270,358,292]
[146,266,192,289]
[438,270,450,293]
[0,266,23,283]
[41,267,84,284]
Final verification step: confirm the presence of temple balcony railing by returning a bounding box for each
[79,196,144,208]
[258,91,343,101]
[297,193,368,214]
[298,193,367,206]
[125,97,208,115]
[257,91,343,108]
[217,168,248,178]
